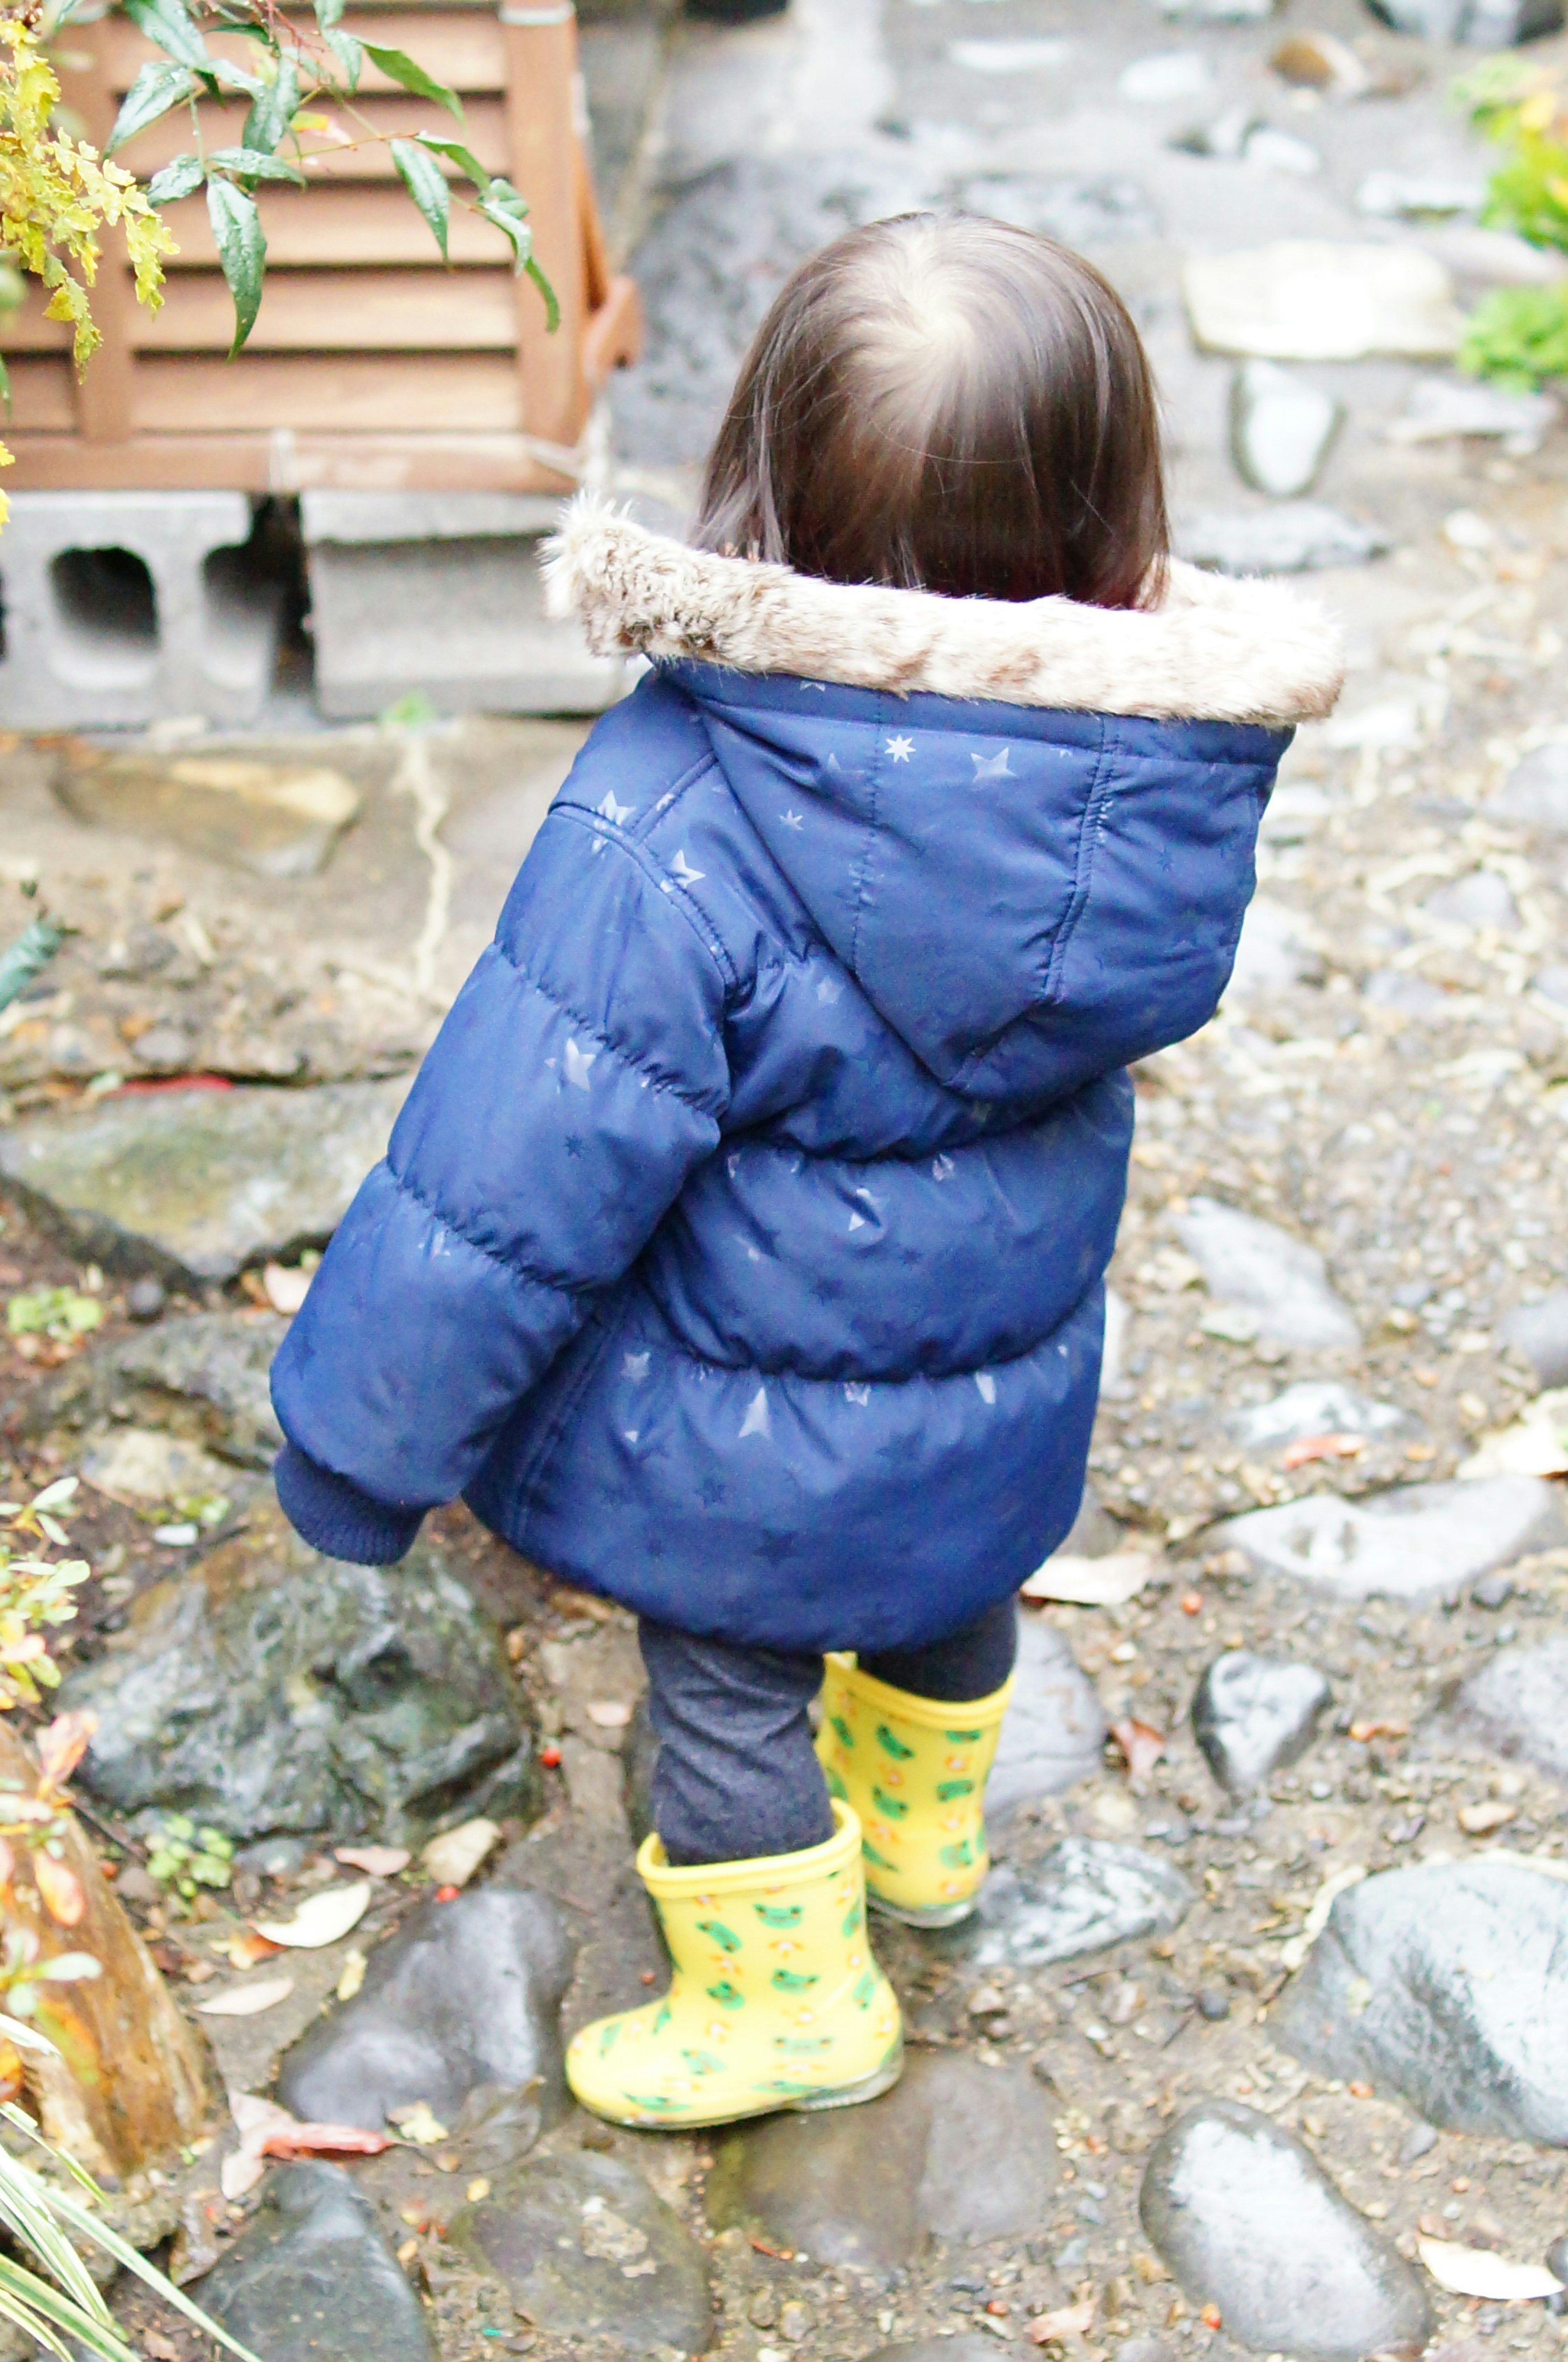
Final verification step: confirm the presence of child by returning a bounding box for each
[271,213,1342,2131]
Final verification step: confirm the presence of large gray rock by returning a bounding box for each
[1423,868,1521,934]
[1499,1291,1568,1388]
[1277,1857,1568,2142]
[1365,0,1564,42]
[62,1502,538,1843]
[449,2149,712,2355]
[1446,1634,1568,1782]
[18,1308,285,1467]
[705,2051,1055,2272]
[1227,1381,1408,1451]
[199,2162,434,2362]
[1230,362,1341,499]
[1140,2103,1432,2360]
[973,1839,1192,1969]
[278,1886,574,2132]
[0,1077,405,1286]
[1173,1197,1358,1352]
[1495,740,1568,837]
[1192,1653,1330,1795]
[1216,1475,1563,1601]
[988,1612,1107,1821]
[1178,504,1388,577]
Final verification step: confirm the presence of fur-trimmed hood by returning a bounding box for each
[545,497,1344,728]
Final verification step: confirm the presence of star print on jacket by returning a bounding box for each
[971,748,1014,781]
[885,735,914,762]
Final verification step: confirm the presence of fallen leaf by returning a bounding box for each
[34,1854,85,1927]
[1021,1552,1158,1607]
[222,2092,295,2198]
[254,1878,372,1948]
[1459,1387,1568,1481]
[1349,1717,1408,1745]
[1111,1718,1166,1780]
[143,2331,180,2361]
[1029,2295,1097,2343]
[420,1818,499,1890]
[35,1709,97,1792]
[388,2099,448,2145]
[336,1947,367,2001]
[1281,1431,1365,1469]
[1417,2238,1563,2301]
[261,2121,393,2161]
[195,1976,295,2018]
[585,1699,633,1729]
[220,1929,283,1970]
[334,1844,410,1877]
[466,2175,491,2203]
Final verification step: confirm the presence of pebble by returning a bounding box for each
[1217,1475,1564,1601]
[855,2345,998,2362]
[1357,172,1486,221]
[0,1076,408,1287]
[1229,361,1341,499]
[277,1885,574,2131]
[1400,2122,1439,2165]
[1172,1197,1358,1353]
[1139,2102,1432,2361]
[1119,52,1214,103]
[1178,504,1388,577]
[986,1610,1108,1823]
[973,1839,1192,1970]
[1494,740,1568,838]
[126,1274,167,1322]
[1196,1986,1231,2022]
[1191,1652,1331,1795]
[1498,1291,1568,1388]
[1227,1380,1407,1451]
[1535,967,1568,1012]
[449,2149,712,2355]
[705,2052,1056,2272]
[1226,897,1327,998]
[198,2161,434,2362]
[1448,1632,1568,1781]
[62,1499,538,1843]
[1277,1858,1568,2142]
[1422,869,1521,935]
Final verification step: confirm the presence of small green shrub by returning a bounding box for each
[1454,58,1568,387]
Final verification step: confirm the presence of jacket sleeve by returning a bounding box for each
[270,805,731,1560]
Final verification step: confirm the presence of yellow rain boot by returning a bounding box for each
[816,1655,1013,1927]
[565,1800,902,2130]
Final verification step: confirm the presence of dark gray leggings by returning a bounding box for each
[639,1600,1018,1868]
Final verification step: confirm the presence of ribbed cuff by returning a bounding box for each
[273,1441,425,1566]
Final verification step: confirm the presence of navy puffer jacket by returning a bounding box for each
[272,505,1342,1651]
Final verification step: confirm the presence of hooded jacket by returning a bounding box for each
[271,502,1343,1652]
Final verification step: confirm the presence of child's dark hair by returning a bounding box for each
[693,212,1168,613]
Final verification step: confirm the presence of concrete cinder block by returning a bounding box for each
[300,491,626,720]
[0,491,284,731]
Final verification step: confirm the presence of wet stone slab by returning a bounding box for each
[1276,1857,1568,2143]
[987,1611,1107,1822]
[199,2161,435,2362]
[1191,1652,1331,1796]
[19,1306,286,1467]
[1172,1198,1357,1351]
[0,1076,406,1286]
[1216,1475,1565,1601]
[704,2051,1055,2273]
[1446,1633,1568,1782]
[278,1885,575,2133]
[1139,2102,1432,2361]
[448,2148,713,2355]
[970,1838,1191,1970]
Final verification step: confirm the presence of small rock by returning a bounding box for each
[1472,1571,1515,1610]
[1140,2102,1432,2360]
[62,1500,538,1843]
[1448,1632,1568,1782]
[1362,969,1452,1021]
[1534,967,1568,1012]
[1197,1986,1231,2022]
[1228,1380,1408,1450]
[1172,103,1263,160]
[82,1426,234,1511]
[973,1839,1192,1969]
[126,1275,167,1323]
[1160,0,1275,18]
[277,1885,574,2131]
[1400,2121,1439,2165]
[130,1022,196,1074]
[987,1610,1108,1822]
[1548,2234,1568,2283]
[1173,1197,1358,1353]
[1229,361,1341,499]
[778,2298,812,2341]
[1364,0,1564,42]
[1243,127,1323,176]
[198,2161,434,2362]
[705,2052,1056,2271]
[1120,51,1214,103]
[55,749,362,882]
[839,2346,996,2362]
[1180,504,1389,577]
[1423,869,1521,935]
[0,1076,408,1288]
[1388,377,1557,454]
[1192,1653,1331,1794]
[1357,171,1486,221]
[1220,1474,1562,1600]
[1269,31,1372,96]
[1227,898,1327,998]
[1277,1857,1568,2141]
[1499,1292,1568,1388]
[21,1308,286,1468]
[449,2150,711,2355]
[1494,741,1568,839]
[1183,242,1462,363]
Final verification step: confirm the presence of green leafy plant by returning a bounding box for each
[144,1812,234,1899]
[103,0,559,350]
[1455,58,1568,387]
[5,1289,103,1346]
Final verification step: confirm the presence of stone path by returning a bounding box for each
[4,0,1568,2358]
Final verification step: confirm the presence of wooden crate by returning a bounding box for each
[0,0,642,492]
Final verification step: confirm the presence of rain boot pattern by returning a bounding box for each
[565,1799,903,2130]
[816,1654,1014,1927]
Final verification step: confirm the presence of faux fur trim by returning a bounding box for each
[543,498,1345,728]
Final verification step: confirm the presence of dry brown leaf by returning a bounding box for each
[1029,2294,1097,2344]
[1111,1719,1167,1780]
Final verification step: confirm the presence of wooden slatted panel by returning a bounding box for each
[158,185,517,269]
[3,360,76,430]
[114,94,512,183]
[94,11,508,92]
[133,352,522,432]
